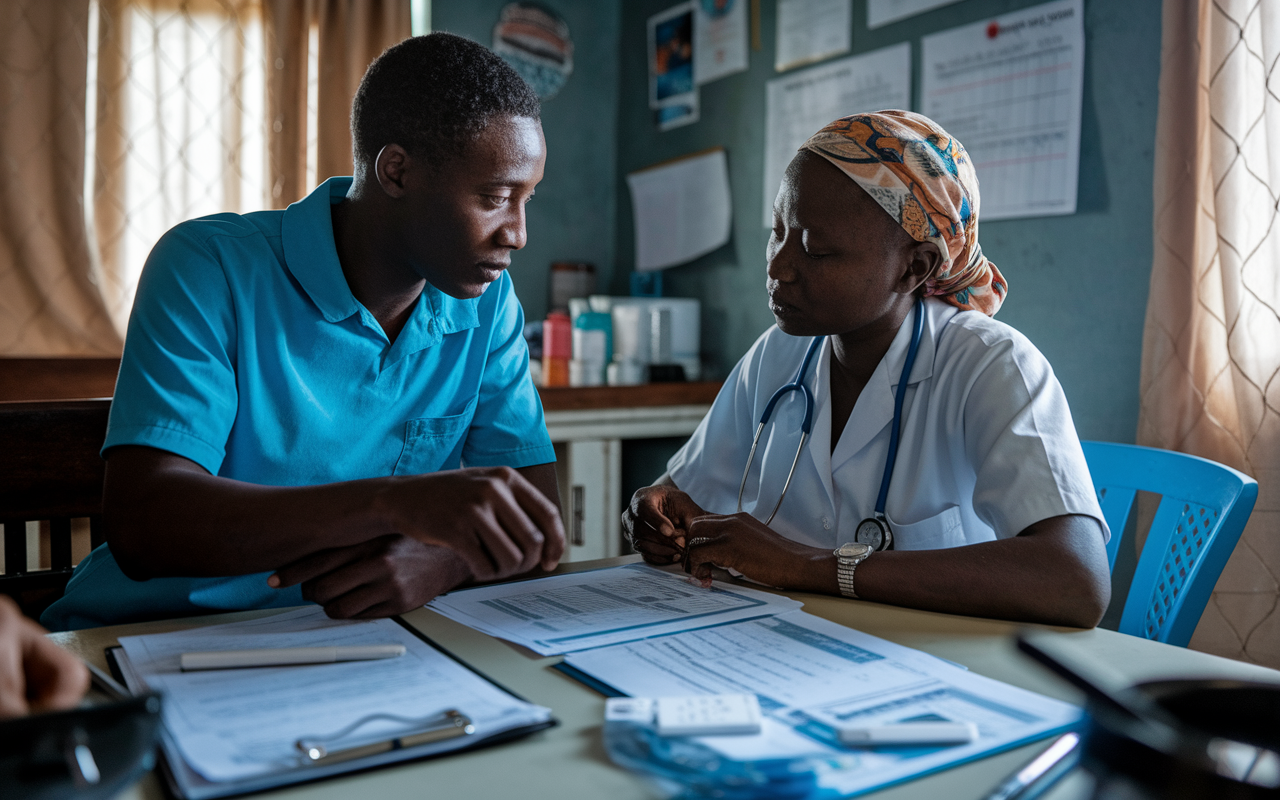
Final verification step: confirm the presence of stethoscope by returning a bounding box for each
[736,297,925,551]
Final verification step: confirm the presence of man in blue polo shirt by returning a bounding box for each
[43,34,565,631]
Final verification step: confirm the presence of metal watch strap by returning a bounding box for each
[837,556,860,599]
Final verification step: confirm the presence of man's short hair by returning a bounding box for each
[351,32,541,171]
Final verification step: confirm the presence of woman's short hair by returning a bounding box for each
[351,32,541,171]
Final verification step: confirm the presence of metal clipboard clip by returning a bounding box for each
[295,709,475,766]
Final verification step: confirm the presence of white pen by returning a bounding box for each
[836,721,979,746]
[180,644,406,671]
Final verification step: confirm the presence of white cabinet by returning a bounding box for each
[544,402,713,562]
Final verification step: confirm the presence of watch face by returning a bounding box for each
[855,518,887,550]
[835,542,872,559]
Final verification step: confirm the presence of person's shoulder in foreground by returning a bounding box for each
[625,110,1110,629]
[43,32,565,632]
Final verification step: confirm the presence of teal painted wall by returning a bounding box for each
[613,0,1163,447]
[432,1,622,323]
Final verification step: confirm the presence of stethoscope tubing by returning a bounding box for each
[736,335,822,525]
[875,298,926,517]
[737,298,925,528]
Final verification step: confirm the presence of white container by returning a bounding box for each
[650,307,673,364]
[572,327,608,364]
[601,296,699,367]
[567,297,591,325]
[569,359,606,386]
[610,305,650,363]
[606,359,647,386]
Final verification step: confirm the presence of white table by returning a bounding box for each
[50,555,1280,800]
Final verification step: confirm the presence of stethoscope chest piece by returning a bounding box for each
[854,515,893,551]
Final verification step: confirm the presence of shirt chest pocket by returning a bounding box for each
[886,506,965,551]
[392,407,474,476]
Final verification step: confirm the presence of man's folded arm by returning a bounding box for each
[104,445,565,583]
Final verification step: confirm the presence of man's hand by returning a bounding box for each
[270,536,471,619]
[380,466,565,582]
[0,597,89,718]
[682,513,831,590]
[622,484,709,565]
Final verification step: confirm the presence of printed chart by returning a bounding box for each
[921,0,1085,221]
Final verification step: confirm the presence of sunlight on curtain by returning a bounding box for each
[88,0,268,334]
[305,22,320,192]
[0,0,121,355]
[1141,0,1280,668]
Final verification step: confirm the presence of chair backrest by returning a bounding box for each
[0,398,111,618]
[1080,440,1258,647]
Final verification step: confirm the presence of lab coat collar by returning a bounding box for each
[826,298,952,473]
[807,339,838,512]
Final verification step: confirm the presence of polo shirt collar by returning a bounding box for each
[281,177,481,353]
[386,281,481,364]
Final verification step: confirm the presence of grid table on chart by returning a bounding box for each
[922,2,1084,221]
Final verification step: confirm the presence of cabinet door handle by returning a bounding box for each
[571,485,585,547]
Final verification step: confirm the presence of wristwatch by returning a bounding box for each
[834,542,874,599]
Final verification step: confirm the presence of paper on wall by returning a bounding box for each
[762,43,912,227]
[657,89,700,131]
[775,0,852,72]
[921,0,1085,221]
[627,148,732,271]
[649,2,697,109]
[695,0,748,84]
[867,0,964,29]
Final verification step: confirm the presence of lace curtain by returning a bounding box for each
[1141,0,1280,667]
[0,0,408,354]
[90,0,269,333]
[0,1,121,355]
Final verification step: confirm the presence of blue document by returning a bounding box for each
[561,610,1081,798]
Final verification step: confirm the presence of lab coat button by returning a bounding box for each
[822,517,831,530]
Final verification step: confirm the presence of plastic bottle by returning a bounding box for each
[542,311,572,387]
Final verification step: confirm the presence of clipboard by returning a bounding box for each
[106,615,557,800]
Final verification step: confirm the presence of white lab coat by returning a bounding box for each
[668,298,1107,551]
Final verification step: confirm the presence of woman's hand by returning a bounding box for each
[683,513,835,593]
[622,485,708,565]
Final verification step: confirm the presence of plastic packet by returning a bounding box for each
[602,719,847,800]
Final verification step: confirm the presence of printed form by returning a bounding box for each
[115,607,552,784]
[566,610,1080,796]
[921,0,1085,220]
[428,563,802,655]
[627,148,733,271]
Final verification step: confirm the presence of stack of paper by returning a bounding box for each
[431,564,1081,797]
[428,562,803,656]
[565,610,1080,796]
[113,607,553,799]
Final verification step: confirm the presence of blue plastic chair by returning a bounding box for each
[1080,441,1258,647]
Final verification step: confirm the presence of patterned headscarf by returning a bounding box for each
[799,110,1007,316]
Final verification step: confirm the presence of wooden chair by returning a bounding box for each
[0,399,111,618]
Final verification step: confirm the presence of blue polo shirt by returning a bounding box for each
[42,177,555,631]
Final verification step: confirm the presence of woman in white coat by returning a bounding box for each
[623,111,1111,628]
